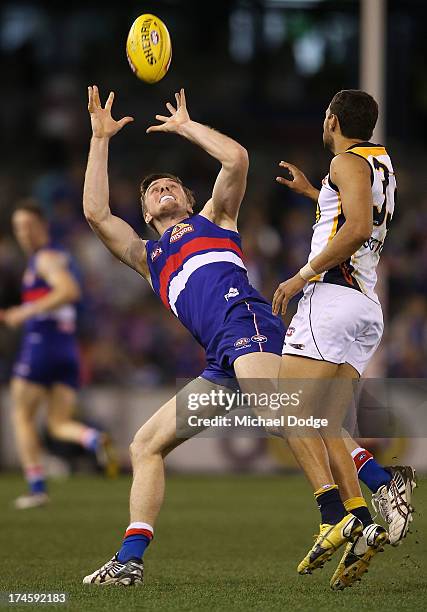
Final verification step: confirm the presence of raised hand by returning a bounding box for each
[146,88,190,134]
[276,162,319,201]
[88,85,134,139]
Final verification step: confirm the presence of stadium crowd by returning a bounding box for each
[1,2,426,385]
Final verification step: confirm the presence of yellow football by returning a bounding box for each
[126,14,172,84]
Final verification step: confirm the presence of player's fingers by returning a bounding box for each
[281,296,289,317]
[175,92,180,107]
[146,124,165,133]
[87,86,93,111]
[105,91,114,111]
[155,115,170,122]
[118,116,134,129]
[180,88,187,106]
[276,177,293,186]
[272,289,282,315]
[166,102,176,114]
[279,161,296,172]
[93,85,101,108]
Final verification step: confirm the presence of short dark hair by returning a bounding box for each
[329,90,378,141]
[140,173,196,232]
[13,198,47,222]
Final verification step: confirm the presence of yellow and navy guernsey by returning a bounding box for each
[310,142,396,303]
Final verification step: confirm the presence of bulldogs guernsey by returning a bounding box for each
[145,214,284,378]
[13,245,81,388]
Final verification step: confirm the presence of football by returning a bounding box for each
[126,13,172,83]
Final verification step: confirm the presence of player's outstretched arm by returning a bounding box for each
[276,162,320,202]
[84,85,149,278]
[273,153,373,316]
[147,88,248,226]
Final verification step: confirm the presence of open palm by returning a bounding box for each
[147,88,190,134]
[88,85,133,138]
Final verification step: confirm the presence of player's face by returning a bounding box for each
[144,178,191,221]
[12,211,47,254]
[322,106,334,151]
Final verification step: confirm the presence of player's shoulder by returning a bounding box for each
[35,247,69,272]
[199,202,239,233]
[330,147,374,181]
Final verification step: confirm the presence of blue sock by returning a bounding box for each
[81,428,101,453]
[30,478,47,494]
[352,448,392,493]
[117,523,153,563]
[26,466,47,494]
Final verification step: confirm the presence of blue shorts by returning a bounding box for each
[13,332,80,389]
[202,299,285,383]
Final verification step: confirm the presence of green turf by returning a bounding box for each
[0,473,426,611]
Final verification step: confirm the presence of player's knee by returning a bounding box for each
[13,403,35,424]
[46,416,62,437]
[130,427,160,462]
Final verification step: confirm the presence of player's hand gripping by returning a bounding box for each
[88,85,134,139]
[147,88,190,134]
[272,273,306,317]
[276,162,319,201]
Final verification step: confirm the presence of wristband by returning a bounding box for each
[299,261,318,282]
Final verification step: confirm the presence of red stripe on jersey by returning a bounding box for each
[124,528,153,539]
[22,287,50,303]
[158,237,244,309]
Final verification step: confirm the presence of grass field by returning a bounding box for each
[0,473,426,611]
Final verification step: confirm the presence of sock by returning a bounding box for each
[80,427,101,453]
[314,484,346,525]
[25,465,47,494]
[352,447,392,493]
[117,522,154,563]
[344,496,372,528]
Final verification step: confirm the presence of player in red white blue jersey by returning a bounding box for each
[82,86,284,585]
[0,201,116,509]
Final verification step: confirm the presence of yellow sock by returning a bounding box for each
[314,484,339,498]
[344,496,368,511]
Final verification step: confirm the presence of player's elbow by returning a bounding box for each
[67,281,81,303]
[348,221,372,245]
[225,145,249,172]
[83,208,102,228]
[235,145,249,169]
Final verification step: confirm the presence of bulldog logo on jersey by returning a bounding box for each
[170,223,194,243]
[151,246,163,261]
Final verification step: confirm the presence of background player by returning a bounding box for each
[0,201,116,509]
[273,90,416,588]
[81,85,292,586]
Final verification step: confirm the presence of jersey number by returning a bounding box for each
[372,157,393,229]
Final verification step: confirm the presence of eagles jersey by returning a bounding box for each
[310,142,396,302]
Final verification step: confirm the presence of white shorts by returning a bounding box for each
[282,282,383,375]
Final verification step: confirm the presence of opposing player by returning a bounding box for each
[0,201,116,509]
[273,90,416,588]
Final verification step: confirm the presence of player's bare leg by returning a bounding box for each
[277,355,385,577]
[47,384,118,477]
[83,377,224,586]
[11,377,50,508]
[336,365,417,547]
